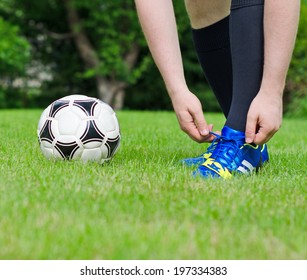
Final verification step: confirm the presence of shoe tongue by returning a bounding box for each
[221,126,245,144]
[211,126,245,166]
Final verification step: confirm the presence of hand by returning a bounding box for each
[245,90,283,145]
[170,90,216,143]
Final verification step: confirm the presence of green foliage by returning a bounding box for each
[0,0,155,107]
[0,16,30,108]
[285,2,307,117]
[0,0,306,113]
[1,0,94,106]
[0,17,30,75]
[0,110,306,259]
[76,0,145,82]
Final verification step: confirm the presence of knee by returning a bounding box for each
[184,0,231,28]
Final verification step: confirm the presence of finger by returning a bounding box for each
[201,125,219,142]
[204,124,214,140]
[208,124,221,136]
[245,113,257,143]
[192,110,209,136]
[182,124,214,143]
[202,133,215,142]
[177,111,207,143]
[201,127,219,142]
[188,129,205,143]
[253,128,273,145]
[180,121,204,143]
[191,127,214,143]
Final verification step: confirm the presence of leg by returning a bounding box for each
[185,0,232,117]
[194,0,268,179]
[225,0,264,131]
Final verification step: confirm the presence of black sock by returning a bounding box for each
[192,16,232,117]
[225,0,264,131]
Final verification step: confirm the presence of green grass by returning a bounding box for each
[0,109,306,260]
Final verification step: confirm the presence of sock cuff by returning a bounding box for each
[192,16,230,52]
[231,0,264,9]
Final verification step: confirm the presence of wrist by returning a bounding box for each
[261,65,287,97]
[166,82,189,98]
[260,76,285,98]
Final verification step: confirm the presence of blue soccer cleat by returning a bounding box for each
[260,143,269,164]
[181,140,218,166]
[193,126,269,179]
[182,130,269,168]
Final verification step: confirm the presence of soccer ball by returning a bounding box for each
[37,95,120,164]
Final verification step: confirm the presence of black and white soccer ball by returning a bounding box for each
[37,95,120,164]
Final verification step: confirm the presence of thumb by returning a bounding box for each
[245,114,257,143]
[193,110,209,136]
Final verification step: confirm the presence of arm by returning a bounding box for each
[135,0,214,142]
[245,0,300,144]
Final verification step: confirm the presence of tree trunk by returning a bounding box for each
[113,89,125,110]
[63,0,99,69]
[96,76,126,106]
[64,0,140,109]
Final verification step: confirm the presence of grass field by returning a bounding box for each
[0,109,306,260]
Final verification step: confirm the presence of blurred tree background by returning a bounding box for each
[0,0,306,116]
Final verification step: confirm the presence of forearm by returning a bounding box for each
[134,0,188,96]
[261,0,300,95]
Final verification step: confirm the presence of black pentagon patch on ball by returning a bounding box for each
[49,100,70,117]
[73,99,98,116]
[80,120,105,144]
[106,135,120,157]
[39,120,54,144]
[54,141,80,160]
